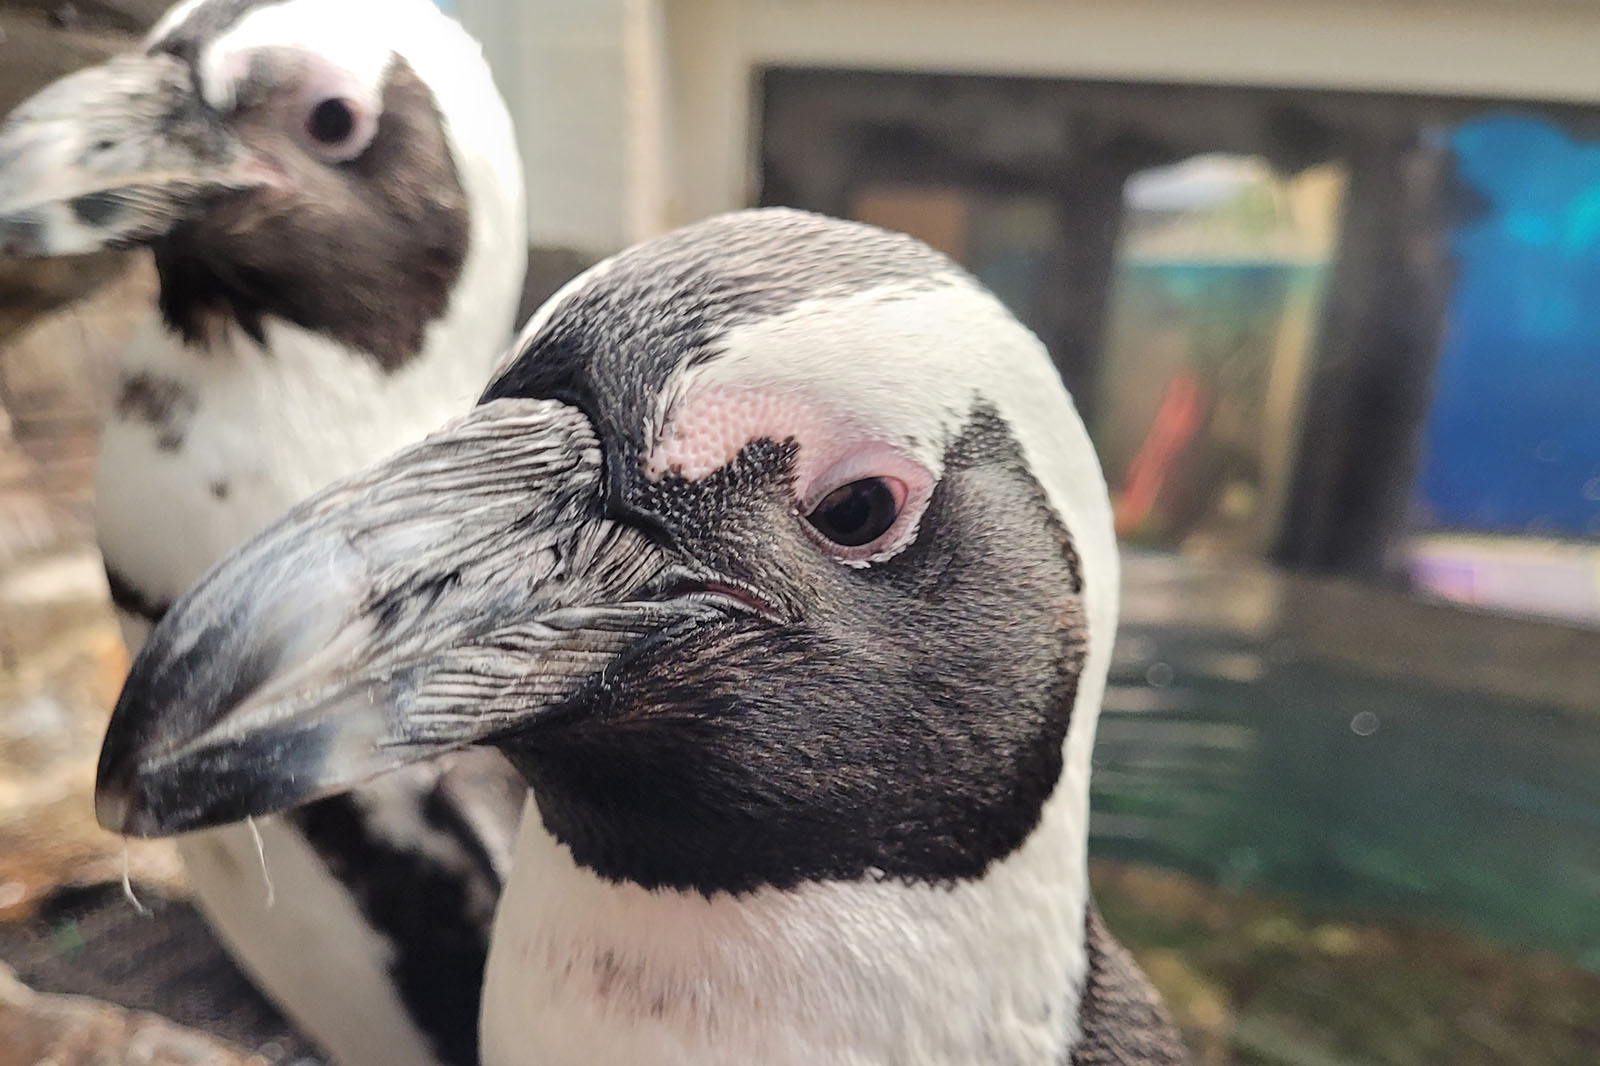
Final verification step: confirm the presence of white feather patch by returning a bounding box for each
[99,8,529,1066]
[483,792,1090,1066]
[482,269,1118,1065]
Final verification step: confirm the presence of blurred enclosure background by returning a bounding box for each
[1,2,1598,1065]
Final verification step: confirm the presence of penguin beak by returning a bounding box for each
[0,53,270,257]
[95,398,735,838]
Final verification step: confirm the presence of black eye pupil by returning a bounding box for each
[806,478,899,548]
[308,99,356,145]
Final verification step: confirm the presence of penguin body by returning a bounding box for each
[0,2,529,1063]
[97,209,1192,1066]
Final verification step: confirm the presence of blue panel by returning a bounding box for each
[1417,115,1600,537]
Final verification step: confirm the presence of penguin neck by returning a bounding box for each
[94,208,525,617]
[481,776,1094,1066]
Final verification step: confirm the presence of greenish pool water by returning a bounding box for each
[1093,617,1600,969]
[1088,555,1600,1064]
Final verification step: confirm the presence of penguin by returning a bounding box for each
[0,3,529,1065]
[95,208,1193,1066]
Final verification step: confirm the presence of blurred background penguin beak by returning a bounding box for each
[0,52,267,258]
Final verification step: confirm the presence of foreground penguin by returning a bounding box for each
[0,2,528,1064]
[96,208,1191,1065]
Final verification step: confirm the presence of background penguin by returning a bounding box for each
[96,207,1193,1065]
[0,2,529,1064]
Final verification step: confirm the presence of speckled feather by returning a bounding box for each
[76,2,530,1065]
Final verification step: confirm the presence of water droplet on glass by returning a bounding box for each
[1350,711,1380,737]
[1124,634,1157,661]
[1535,439,1560,463]
[1146,661,1174,688]
[1219,846,1261,889]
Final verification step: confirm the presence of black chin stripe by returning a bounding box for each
[1071,901,1191,1065]
[287,791,499,1066]
[104,564,170,625]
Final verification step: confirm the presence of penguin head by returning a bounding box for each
[96,208,1118,897]
[0,0,525,369]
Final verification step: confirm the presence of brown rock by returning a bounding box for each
[0,962,259,1066]
[2,2,167,35]
[0,9,136,113]
[0,255,135,351]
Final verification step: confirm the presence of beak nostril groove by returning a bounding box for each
[661,577,783,621]
[72,191,124,227]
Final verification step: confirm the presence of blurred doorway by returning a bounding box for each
[1405,114,1600,626]
[1096,156,1347,558]
[759,69,1600,622]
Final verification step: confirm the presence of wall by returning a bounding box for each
[483,0,1600,255]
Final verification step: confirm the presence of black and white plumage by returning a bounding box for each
[95,208,1191,1065]
[0,3,528,1065]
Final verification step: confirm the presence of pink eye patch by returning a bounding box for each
[645,383,936,562]
[646,384,839,491]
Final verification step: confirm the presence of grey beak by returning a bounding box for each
[0,52,268,256]
[95,398,730,837]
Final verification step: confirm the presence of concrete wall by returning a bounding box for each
[476,0,1600,256]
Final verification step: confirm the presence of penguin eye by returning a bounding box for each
[307,99,356,145]
[805,477,904,548]
[300,96,375,162]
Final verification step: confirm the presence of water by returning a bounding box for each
[1094,550,1600,960]
[1085,552,1600,1062]
[1093,552,1600,968]
[1094,645,1600,969]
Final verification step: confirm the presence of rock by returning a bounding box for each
[1,0,165,36]
[0,9,135,113]
[0,961,260,1066]
[0,254,136,351]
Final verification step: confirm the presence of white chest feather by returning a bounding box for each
[94,313,499,607]
[177,814,447,1066]
[93,198,520,1066]
[482,788,1090,1066]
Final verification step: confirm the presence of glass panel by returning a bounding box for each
[1095,156,1347,557]
[851,183,1062,347]
[1406,114,1600,627]
[759,72,1600,1064]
